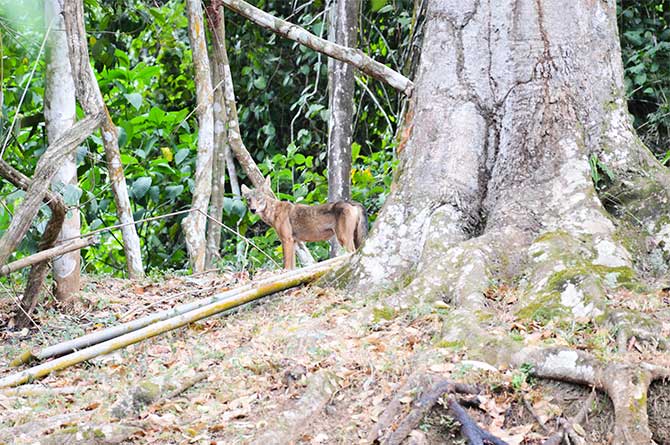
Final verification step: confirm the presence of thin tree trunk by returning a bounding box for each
[225,142,240,197]
[183,0,215,273]
[207,8,241,198]
[213,7,264,189]
[45,0,80,300]
[327,0,359,257]
[209,1,314,266]
[62,0,144,278]
[205,42,228,268]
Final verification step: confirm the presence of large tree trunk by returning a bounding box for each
[327,0,359,257]
[337,1,670,443]
[45,0,80,300]
[63,0,144,279]
[183,0,215,274]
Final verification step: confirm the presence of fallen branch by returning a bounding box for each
[382,379,492,445]
[0,412,90,442]
[1,256,347,387]
[11,254,347,367]
[159,372,208,402]
[0,236,98,277]
[221,0,414,97]
[446,395,509,445]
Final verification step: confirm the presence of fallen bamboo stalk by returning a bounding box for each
[0,236,98,277]
[0,256,347,388]
[11,255,348,367]
[0,384,84,397]
[220,0,414,97]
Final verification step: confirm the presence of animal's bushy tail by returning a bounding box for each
[354,203,368,249]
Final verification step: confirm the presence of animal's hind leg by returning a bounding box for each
[336,214,356,252]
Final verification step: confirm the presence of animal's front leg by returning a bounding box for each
[282,238,296,269]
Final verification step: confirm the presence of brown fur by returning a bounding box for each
[242,177,368,269]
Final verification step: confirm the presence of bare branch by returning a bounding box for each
[0,236,98,277]
[0,113,102,266]
[221,0,414,96]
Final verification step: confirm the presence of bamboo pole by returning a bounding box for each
[0,236,97,277]
[1,256,347,387]
[11,255,346,367]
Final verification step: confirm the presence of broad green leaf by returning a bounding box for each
[175,148,190,165]
[124,92,143,110]
[253,76,267,89]
[371,0,388,12]
[62,184,83,206]
[132,176,152,199]
[231,199,247,218]
[166,185,184,199]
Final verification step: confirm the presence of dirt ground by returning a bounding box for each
[1,271,669,444]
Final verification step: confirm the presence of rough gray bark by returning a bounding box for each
[45,0,80,300]
[333,1,670,443]
[183,0,215,273]
[63,0,144,278]
[327,0,359,257]
[345,0,657,301]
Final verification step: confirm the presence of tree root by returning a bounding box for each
[111,370,208,418]
[369,373,505,445]
[542,390,595,445]
[446,395,509,445]
[250,370,339,445]
[514,346,670,445]
[386,381,481,445]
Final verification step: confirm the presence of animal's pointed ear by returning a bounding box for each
[263,176,271,190]
[241,184,250,196]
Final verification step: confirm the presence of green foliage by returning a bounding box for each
[511,363,534,391]
[619,1,670,158]
[0,0,405,276]
[2,0,667,278]
[588,154,615,190]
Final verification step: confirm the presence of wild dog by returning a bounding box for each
[241,177,368,269]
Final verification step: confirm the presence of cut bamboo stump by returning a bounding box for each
[1,256,347,388]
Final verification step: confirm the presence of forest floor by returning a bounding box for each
[0,269,669,444]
